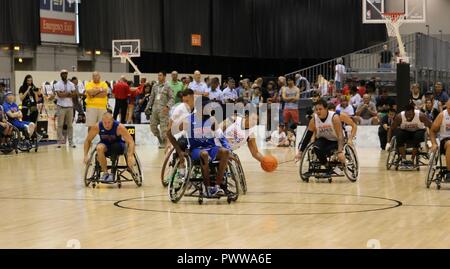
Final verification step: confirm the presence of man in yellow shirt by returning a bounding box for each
[85,72,109,129]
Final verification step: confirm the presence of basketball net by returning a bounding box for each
[382,12,408,60]
[119,52,128,64]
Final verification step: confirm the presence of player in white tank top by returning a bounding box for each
[218,111,264,163]
[387,103,432,166]
[430,100,450,180]
[296,99,345,164]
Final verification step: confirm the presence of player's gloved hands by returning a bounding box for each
[385,143,391,151]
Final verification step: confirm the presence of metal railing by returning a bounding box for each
[285,33,450,89]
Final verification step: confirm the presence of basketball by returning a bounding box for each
[261,155,278,172]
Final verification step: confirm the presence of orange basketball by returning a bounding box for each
[261,155,278,172]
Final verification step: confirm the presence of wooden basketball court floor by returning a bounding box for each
[1,144,450,249]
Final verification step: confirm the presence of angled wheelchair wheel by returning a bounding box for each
[299,143,315,182]
[343,144,359,182]
[230,153,247,195]
[131,153,143,187]
[161,147,175,187]
[386,137,397,170]
[225,161,240,202]
[84,150,98,187]
[426,151,438,189]
[168,155,192,203]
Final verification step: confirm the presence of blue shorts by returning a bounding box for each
[13,120,31,130]
[98,142,125,157]
[191,146,222,161]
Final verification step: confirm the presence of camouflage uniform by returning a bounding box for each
[146,81,174,145]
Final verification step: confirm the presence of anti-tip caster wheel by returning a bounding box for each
[118,183,122,189]
[198,198,203,205]
[328,178,333,183]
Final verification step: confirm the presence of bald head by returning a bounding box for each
[194,70,201,83]
[93,71,101,83]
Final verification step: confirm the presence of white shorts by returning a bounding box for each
[86,108,107,127]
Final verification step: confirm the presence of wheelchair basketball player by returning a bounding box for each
[430,100,450,181]
[83,112,135,182]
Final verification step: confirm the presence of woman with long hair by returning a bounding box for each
[19,74,42,124]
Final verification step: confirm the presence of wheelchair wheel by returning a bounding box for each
[426,151,438,189]
[130,153,143,187]
[161,147,175,187]
[343,144,359,182]
[230,153,247,195]
[225,162,240,202]
[168,155,192,203]
[386,137,398,170]
[84,151,99,187]
[299,143,315,182]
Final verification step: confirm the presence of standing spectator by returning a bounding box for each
[204,77,211,88]
[208,77,223,103]
[169,71,184,104]
[355,94,379,125]
[410,83,423,110]
[54,70,76,148]
[357,81,366,97]
[349,86,362,109]
[241,80,253,103]
[112,77,130,124]
[71,77,86,122]
[19,75,42,124]
[335,58,346,91]
[376,88,396,118]
[434,82,448,106]
[262,81,276,103]
[188,70,208,97]
[0,82,6,105]
[282,77,300,128]
[380,44,393,69]
[317,75,329,96]
[378,108,396,150]
[421,99,440,121]
[127,81,139,124]
[336,96,355,116]
[136,82,153,124]
[146,71,174,148]
[295,73,310,94]
[251,85,262,105]
[85,72,109,129]
[222,79,238,104]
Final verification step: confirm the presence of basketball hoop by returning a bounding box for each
[119,52,128,64]
[382,12,405,37]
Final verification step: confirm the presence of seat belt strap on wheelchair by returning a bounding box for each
[300,130,314,152]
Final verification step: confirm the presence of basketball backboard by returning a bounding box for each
[363,0,426,24]
[112,39,141,58]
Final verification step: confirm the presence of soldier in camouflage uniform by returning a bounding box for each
[145,72,174,148]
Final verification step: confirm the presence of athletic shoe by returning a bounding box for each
[101,172,113,182]
[333,167,344,176]
[207,186,224,197]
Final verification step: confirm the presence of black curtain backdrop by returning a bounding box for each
[0,0,40,45]
[163,0,211,55]
[79,0,386,59]
[79,0,162,52]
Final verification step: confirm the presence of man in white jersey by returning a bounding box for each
[219,101,264,163]
[295,99,345,176]
[430,100,450,181]
[387,102,432,168]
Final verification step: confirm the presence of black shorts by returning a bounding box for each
[440,138,450,154]
[395,129,425,148]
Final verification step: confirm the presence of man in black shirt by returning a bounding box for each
[378,109,396,150]
[380,45,393,69]
[376,88,396,117]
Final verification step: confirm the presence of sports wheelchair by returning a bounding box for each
[0,125,38,154]
[426,140,450,190]
[299,141,359,183]
[167,150,240,204]
[386,133,430,171]
[84,147,143,189]
[162,145,247,195]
